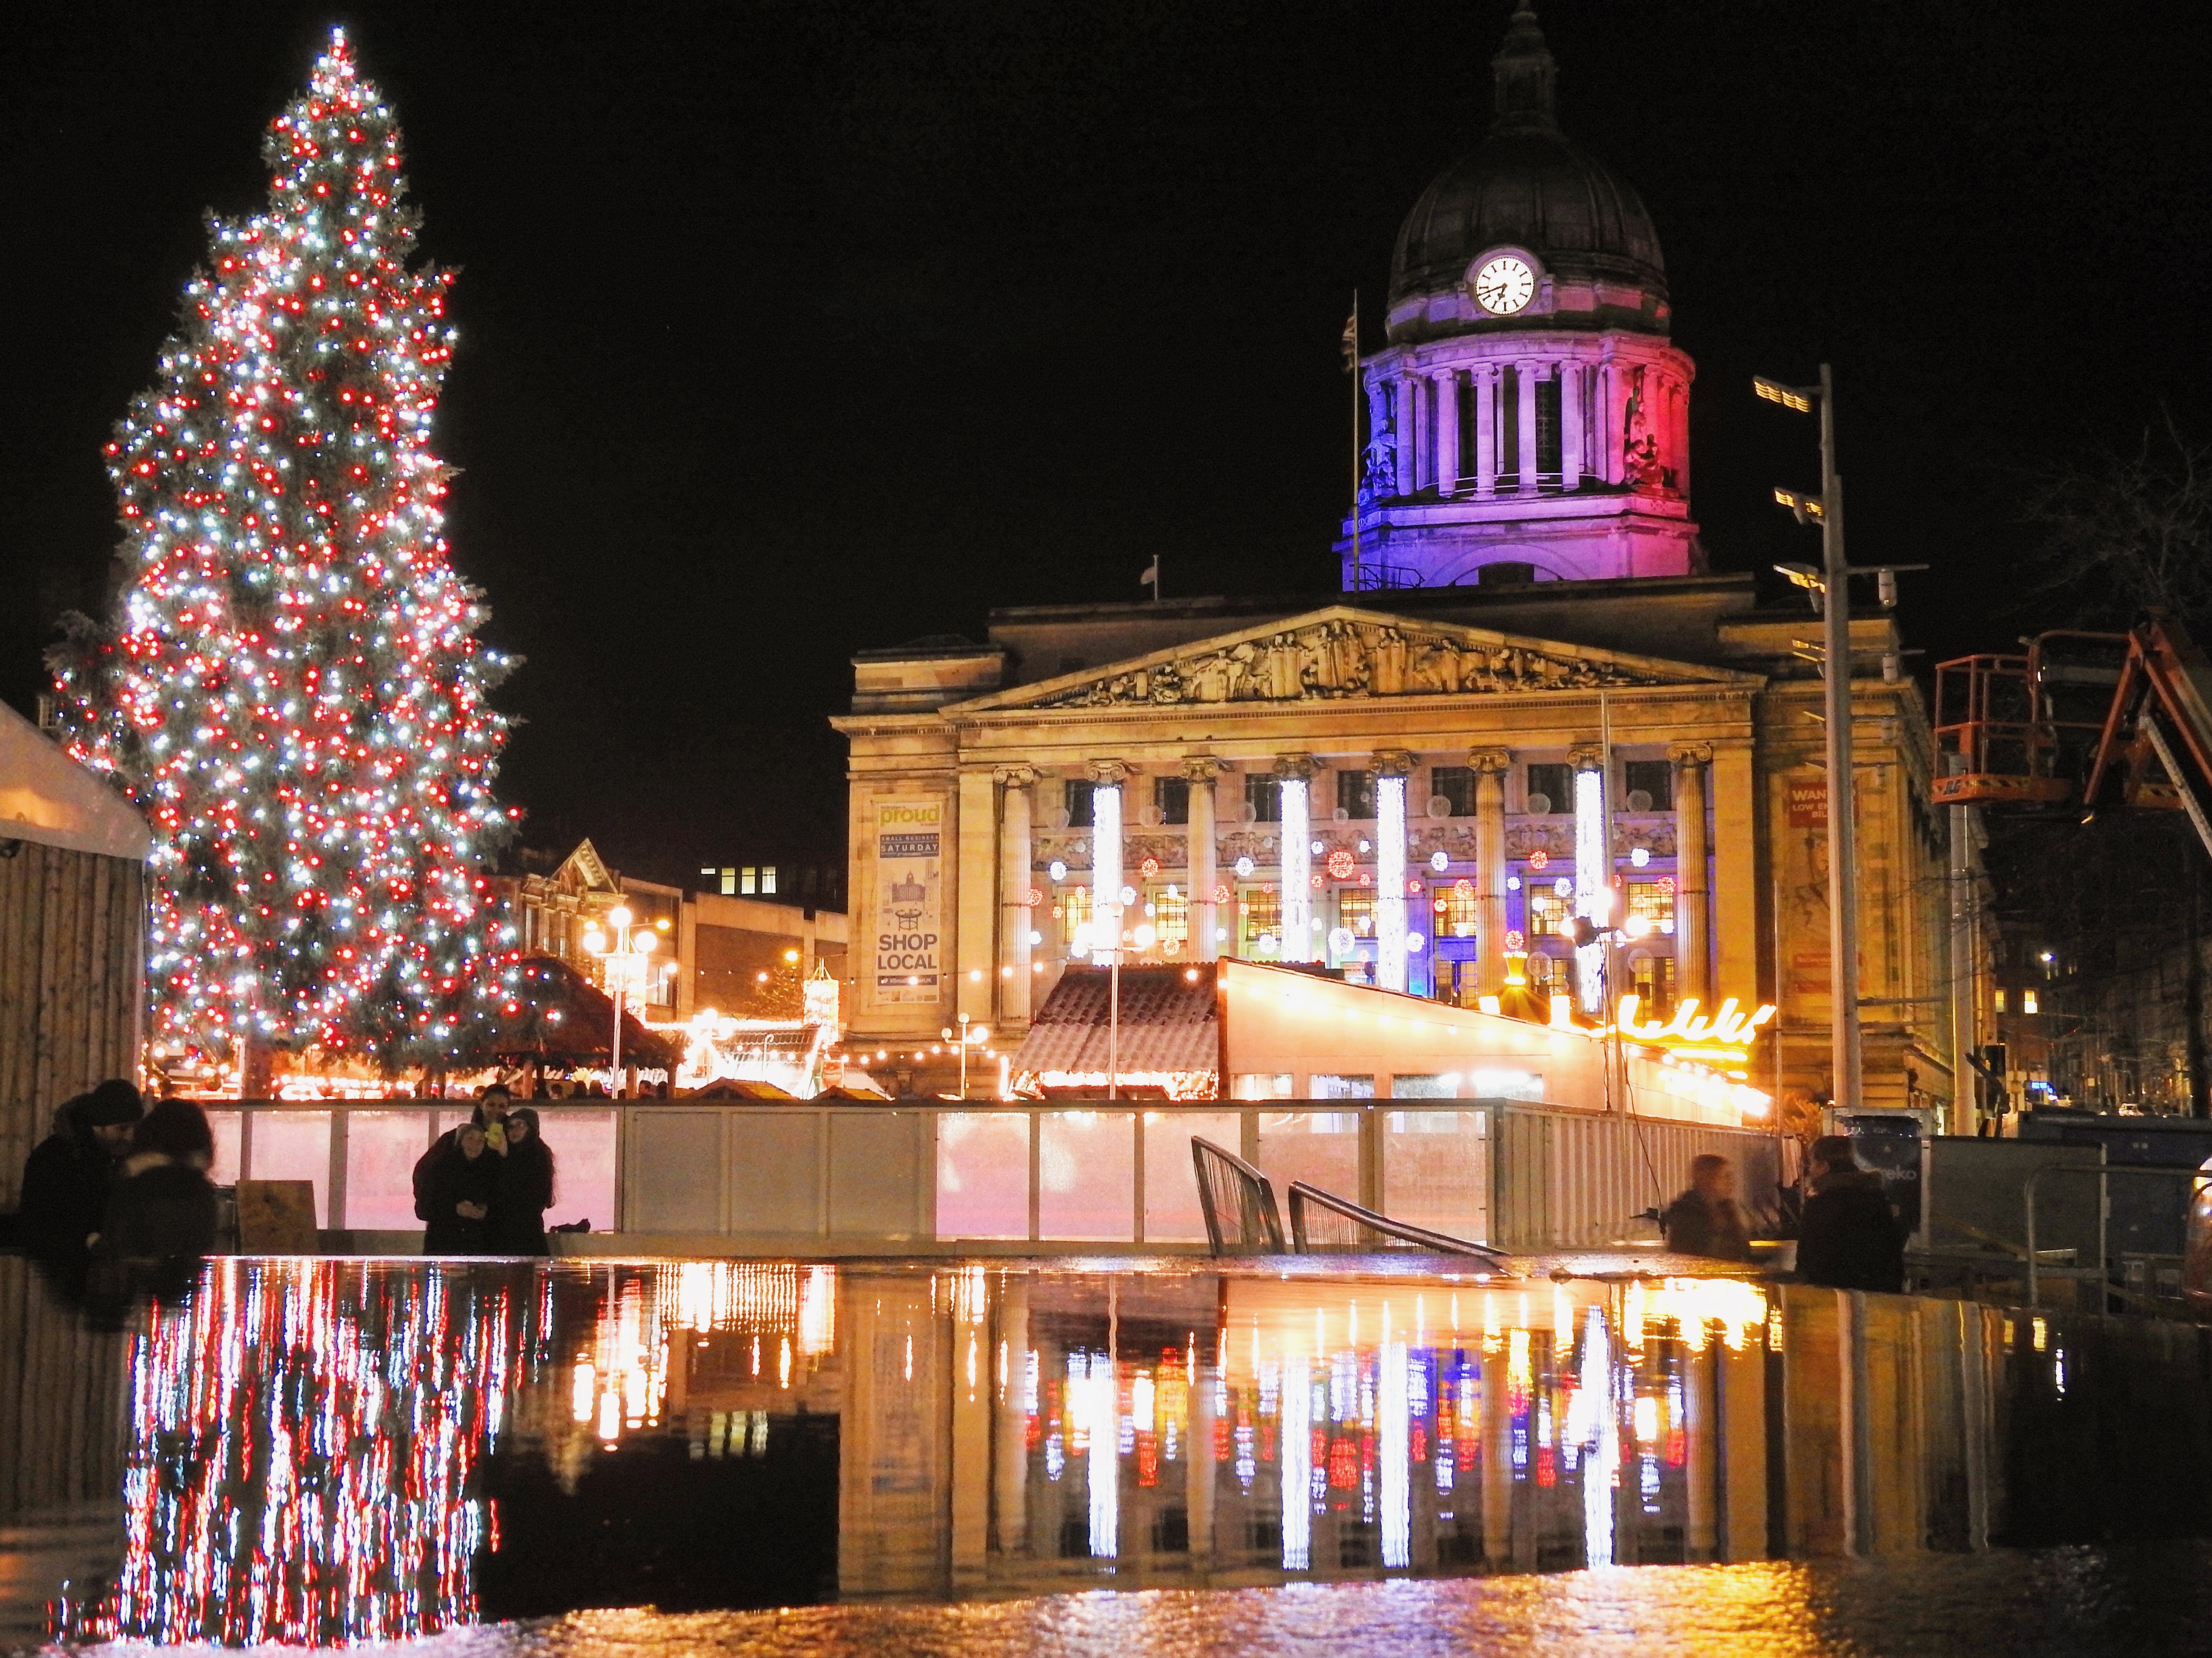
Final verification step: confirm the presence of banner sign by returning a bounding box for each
[874,797,943,1005]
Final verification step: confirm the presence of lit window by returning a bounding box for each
[1626,880,1675,926]
[760,865,777,895]
[1439,882,1479,937]
[1309,1075,1375,1100]
[720,868,736,895]
[1148,884,1188,952]
[1527,889,1573,938]
[1232,1073,1293,1100]
[1630,953,1677,1019]
[1240,885,1282,955]
[2022,989,2039,1014]
[1994,988,2007,1014]
[1337,888,1376,939]
[740,866,757,895]
[1061,883,1093,943]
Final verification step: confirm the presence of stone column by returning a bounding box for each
[1474,366,1498,497]
[1597,356,1621,484]
[996,766,1039,1027]
[1374,748,1415,992]
[1561,360,1584,489]
[1185,756,1223,962]
[1710,743,1758,999]
[1434,370,1460,495]
[1473,749,1511,994]
[956,768,997,1027]
[1669,745,1712,1005]
[1392,378,1418,503]
[1672,374,1692,500]
[1412,375,1431,490]
[1277,753,1319,963]
[1516,360,1540,493]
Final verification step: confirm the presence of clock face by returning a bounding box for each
[1473,255,1536,315]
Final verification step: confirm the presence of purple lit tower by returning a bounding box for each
[1343,3,1698,590]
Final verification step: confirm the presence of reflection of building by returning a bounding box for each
[498,838,851,1025]
[830,1266,1776,1596]
[834,7,1947,1118]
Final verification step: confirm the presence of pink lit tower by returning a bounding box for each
[1344,3,1698,590]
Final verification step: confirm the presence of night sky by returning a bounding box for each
[6,1,2208,889]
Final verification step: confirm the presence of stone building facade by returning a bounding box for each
[832,5,1953,1116]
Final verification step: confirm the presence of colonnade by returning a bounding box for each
[1368,351,1690,502]
[964,744,1752,1030]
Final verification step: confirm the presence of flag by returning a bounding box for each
[1139,555,1159,597]
[1340,297,1359,372]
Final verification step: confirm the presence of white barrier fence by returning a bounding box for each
[182,1099,1781,1251]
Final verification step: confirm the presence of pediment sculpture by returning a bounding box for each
[1037,617,1660,709]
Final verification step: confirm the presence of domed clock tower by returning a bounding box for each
[1345,3,1699,589]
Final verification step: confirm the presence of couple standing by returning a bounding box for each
[411,1086,556,1256]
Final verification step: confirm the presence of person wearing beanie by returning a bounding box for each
[18,1079,144,1299]
[87,1098,220,1313]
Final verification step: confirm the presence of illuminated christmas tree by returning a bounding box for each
[51,30,518,1076]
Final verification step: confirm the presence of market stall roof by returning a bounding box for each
[491,954,680,1068]
[1011,964,1218,1082]
[0,700,152,860]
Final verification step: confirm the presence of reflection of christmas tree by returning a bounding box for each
[50,31,517,1071]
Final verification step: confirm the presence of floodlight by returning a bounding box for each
[1754,377,1813,413]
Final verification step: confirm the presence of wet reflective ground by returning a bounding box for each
[11,1254,2212,1649]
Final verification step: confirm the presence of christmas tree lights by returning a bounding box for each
[51,30,519,1073]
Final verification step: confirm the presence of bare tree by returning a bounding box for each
[2020,413,2212,629]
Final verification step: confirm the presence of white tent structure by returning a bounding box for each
[1,701,153,1201]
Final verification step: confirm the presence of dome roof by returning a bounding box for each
[1387,5,1668,339]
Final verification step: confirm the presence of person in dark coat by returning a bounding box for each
[1664,1152,1754,1262]
[17,1080,143,1298]
[416,1124,498,1254]
[493,1108,556,1256]
[1797,1134,1906,1292]
[89,1098,219,1311]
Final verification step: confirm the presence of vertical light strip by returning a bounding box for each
[1578,1304,1616,1568]
[1376,774,1408,990]
[1087,1352,1119,1558]
[1379,1337,1411,1567]
[1280,777,1311,962]
[1280,1353,1312,1569]
[1092,784,1123,950]
[1573,765,1607,1012]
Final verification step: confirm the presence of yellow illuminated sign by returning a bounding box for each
[1604,994,1777,1073]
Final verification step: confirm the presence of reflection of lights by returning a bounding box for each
[1279,1353,1311,1571]
[118,1259,529,1645]
[1379,1338,1410,1568]
[1633,1393,1660,1446]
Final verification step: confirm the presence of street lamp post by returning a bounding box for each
[939,1012,992,1098]
[583,905,658,1098]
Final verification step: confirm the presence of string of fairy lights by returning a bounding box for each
[49,30,519,1069]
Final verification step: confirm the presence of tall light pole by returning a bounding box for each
[1757,367,1862,1114]
[583,905,657,1097]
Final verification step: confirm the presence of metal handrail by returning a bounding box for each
[2024,1161,2208,1303]
[1285,1181,1502,1258]
[1190,1136,1286,1255]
